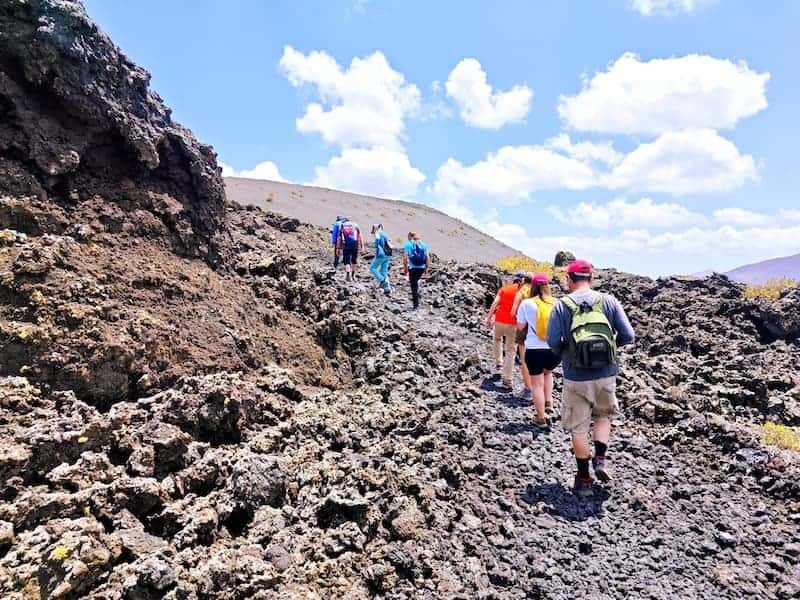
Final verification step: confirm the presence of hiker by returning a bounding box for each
[337,218,364,282]
[515,273,560,426]
[511,273,534,399]
[402,231,430,310]
[547,259,635,498]
[330,215,346,269]
[484,272,525,389]
[369,224,393,295]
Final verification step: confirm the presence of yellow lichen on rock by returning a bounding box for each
[51,545,71,561]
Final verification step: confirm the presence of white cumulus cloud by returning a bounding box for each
[558,53,769,135]
[438,197,800,276]
[220,161,288,182]
[608,129,758,195]
[431,145,596,204]
[779,208,800,223]
[445,58,533,129]
[548,197,706,229]
[713,207,773,227]
[545,133,622,167]
[310,147,425,199]
[629,0,717,17]
[279,45,420,149]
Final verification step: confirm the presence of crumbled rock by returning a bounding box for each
[0,2,798,599]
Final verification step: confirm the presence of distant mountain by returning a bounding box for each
[224,177,519,264]
[724,252,800,285]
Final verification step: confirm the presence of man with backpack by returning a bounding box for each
[330,215,346,269]
[547,259,635,498]
[402,231,430,311]
[369,224,393,295]
[336,218,364,282]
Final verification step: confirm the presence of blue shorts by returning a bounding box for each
[342,246,358,265]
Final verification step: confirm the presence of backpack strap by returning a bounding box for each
[592,294,605,312]
[561,296,579,315]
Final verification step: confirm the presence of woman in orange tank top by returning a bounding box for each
[485,273,524,389]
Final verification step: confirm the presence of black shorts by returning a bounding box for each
[524,349,561,375]
[342,246,358,265]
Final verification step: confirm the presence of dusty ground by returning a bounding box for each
[2,206,799,598]
[224,177,518,264]
[2,3,800,598]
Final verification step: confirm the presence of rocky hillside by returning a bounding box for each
[2,2,800,599]
[224,177,518,264]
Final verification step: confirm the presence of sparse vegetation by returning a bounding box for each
[762,422,800,452]
[51,545,71,560]
[495,255,557,278]
[743,278,797,300]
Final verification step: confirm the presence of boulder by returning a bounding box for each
[554,250,576,267]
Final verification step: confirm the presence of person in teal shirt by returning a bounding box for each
[369,224,392,295]
[402,231,430,310]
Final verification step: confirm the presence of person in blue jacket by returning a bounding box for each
[369,224,392,295]
[402,231,430,310]
[330,215,346,269]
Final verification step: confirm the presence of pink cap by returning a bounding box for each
[532,273,550,285]
[566,259,593,275]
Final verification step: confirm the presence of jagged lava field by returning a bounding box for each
[1,1,800,599]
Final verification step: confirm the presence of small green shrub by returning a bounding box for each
[762,422,800,452]
[495,255,557,278]
[743,278,797,300]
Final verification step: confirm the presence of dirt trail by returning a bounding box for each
[2,2,799,597]
[327,256,800,599]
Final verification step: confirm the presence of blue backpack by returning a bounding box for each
[409,241,427,268]
[330,220,342,245]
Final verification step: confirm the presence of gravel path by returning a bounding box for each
[335,263,800,599]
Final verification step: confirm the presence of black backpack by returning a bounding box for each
[382,236,393,257]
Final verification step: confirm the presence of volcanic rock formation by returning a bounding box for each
[1,2,800,599]
[0,0,225,261]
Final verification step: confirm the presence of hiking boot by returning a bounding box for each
[500,379,513,391]
[592,455,611,483]
[532,416,550,433]
[573,475,594,499]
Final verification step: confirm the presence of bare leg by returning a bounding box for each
[543,369,554,410]
[530,373,546,420]
[593,417,611,445]
[571,432,592,459]
[518,343,531,389]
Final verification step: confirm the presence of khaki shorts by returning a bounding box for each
[561,376,621,435]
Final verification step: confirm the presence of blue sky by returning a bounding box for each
[83,0,800,276]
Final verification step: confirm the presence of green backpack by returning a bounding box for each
[562,295,617,369]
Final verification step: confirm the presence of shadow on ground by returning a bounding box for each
[499,422,552,442]
[521,482,610,522]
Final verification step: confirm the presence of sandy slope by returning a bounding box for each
[224,177,520,264]
[725,252,800,284]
